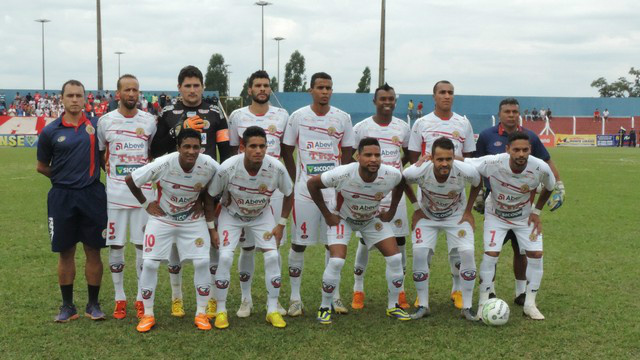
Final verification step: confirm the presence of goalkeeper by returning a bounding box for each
[473,98,563,306]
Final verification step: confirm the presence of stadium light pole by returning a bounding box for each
[96,0,104,91]
[273,37,285,92]
[255,1,272,70]
[35,19,51,91]
[114,51,124,78]
[378,0,386,87]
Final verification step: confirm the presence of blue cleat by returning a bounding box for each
[55,304,79,323]
[386,304,411,321]
[317,307,332,325]
[85,303,106,320]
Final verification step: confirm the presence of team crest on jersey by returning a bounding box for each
[336,234,344,239]
[448,190,458,199]
[215,280,230,289]
[289,267,302,277]
[109,235,116,240]
[203,120,210,130]
[193,183,203,192]
[394,219,403,228]
[391,135,401,145]
[57,136,66,143]
[263,231,273,240]
[239,272,251,282]
[271,276,282,288]
[194,237,204,247]
[530,233,538,241]
[135,127,145,136]
[413,272,428,282]
[197,285,210,296]
[110,263,124,273]
[168,265,181,274]
[300,234,309,239]
[374,192,384,201]
[521,184,530,192]
[354,267,364,276]
[452,130,460,139]
[322,281,336,293]
[460,270,476,281]
[85,125,95,135]
[258,184,268,193]
[375,222,383,231]
[142,289,153,299]
[267,124,277,134]
[458,229,467,238]
[392,278,404,288]
[494,141,502,147]
[327,127,337,136]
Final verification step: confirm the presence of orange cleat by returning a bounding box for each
[135,301,144,319]
[195,313,212,330]
[136,315,156,333]
[352,291,365,310]
[113,300,127,319]
[398,291,410,310]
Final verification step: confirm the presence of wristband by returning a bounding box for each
[412,202,419,210]
[207,221,216,230]
[531,208,541,216]
[278,217,288,226]
[141,200,150,209]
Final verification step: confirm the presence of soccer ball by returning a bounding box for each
[481,298,510,326]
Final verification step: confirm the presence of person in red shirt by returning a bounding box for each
[593,108,600,122]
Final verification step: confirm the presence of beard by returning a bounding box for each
[122,99,137,110]
[251,93,270,104]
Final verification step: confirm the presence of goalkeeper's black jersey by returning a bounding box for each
[150,99,231,162]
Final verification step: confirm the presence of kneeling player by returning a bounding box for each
[466,131,555,320]
[126,129,220,332]
[307,137,411,324]
[404,137,482,321]
[207,126,293,329]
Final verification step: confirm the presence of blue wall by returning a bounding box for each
[0,89,219,102]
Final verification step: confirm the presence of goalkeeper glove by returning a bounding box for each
[547,180,565,211]
[183,115,205,132]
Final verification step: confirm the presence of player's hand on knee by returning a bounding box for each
[210,229,220,249]
[324,213,341,227]
[412,209,427,230]
[378,210,396,222]
[271,224,284,246]
[528,213,542,237]
[458,211,475,231]
[547,180,565,211]
[146,201,166,217]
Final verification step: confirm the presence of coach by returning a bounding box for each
[37,80,107,322]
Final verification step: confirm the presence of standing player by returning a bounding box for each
[474,97,564,305]
[407,80,475,310]
[126,129,219,332]
[281,72,355,316]
[37,80,107,322]
[466,131,555,320]
[307,138,410,324]
[150,65,231,318]
[350,83,411,310]
[227,70,289,317]
[404,137,481,321]
[208,126,293,329]
[97,74,156,320]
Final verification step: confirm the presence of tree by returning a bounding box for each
[591,67,640,97]
[356,66,371,93]
[270,76,279,93]
[239,76,251,105]
[283,50,307,92]
[204,53,229,97]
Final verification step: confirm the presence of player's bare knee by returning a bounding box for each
[135,244,142,250]
[242,246,256,251]
[396,236,406,246]
[484,251,500,257]
[291,244,306,252]
[526,251,543,258]
[110,245,124,250]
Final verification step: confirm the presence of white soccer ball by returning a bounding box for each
[482,298,510,326]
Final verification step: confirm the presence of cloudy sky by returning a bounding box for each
[2,0,638,97]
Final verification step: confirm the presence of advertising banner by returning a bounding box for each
[555,134,596,147]
[596,135,617,147]
[539,134,555,148]
[0,134,39,147]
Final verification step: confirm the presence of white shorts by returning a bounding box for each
[142,217,210,261]
[356,196,409,238]
[292,196,331,246]
[106,208,148,246]
[483,213,543,253]
[218,208,278,251]
[412,218,475,253]
[239,195,287,248]
[328,218,395,249]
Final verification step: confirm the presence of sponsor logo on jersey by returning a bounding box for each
[239,272,251,282]
[497,193,519,201]
[115,164,142,176]
[194,237,204,247]
[110,263,124,273]
[57,136,66,142]
[381,149,400,157]
[351,204,378,212]
[171,195,192,204]
[413,271,429,282]
[392,278,404,288]
[460,270,476,281]
[394,219,403,228]
[197,285,210,296]
[85,125,95,135]
[288,267,302,277]
[354,266,364,276]
[141,288,153,299]
[168,265,181,274]
[271,276,282,288]
[495,208,523,219]
[322,281,336,293]
[428,208,454,219]
[306,163,335,175]
[215,279,230,289]
[306,140,333,150]
[115,142,145,151]
[458,229,467,238]
[375,222,383,231]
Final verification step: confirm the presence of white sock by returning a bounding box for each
[238,248,255,303]
[325,249,340,300]
[321,257,345,309]
[193,258,210,315]
[214,250,234,313]
[385,253,404,309]
[449,252,461,293]
[398,242,406,292]
[168,245,182,300]
[525,257,543,307]
[353,240,369,292]
[109,247,126,301]
[139,259,160,316]
[209,246,219,284]
[479,254,499,294]
[515,279,527,296]
[459,249,477,309]
[263,250,281,313]
[135,247,143,301]
[412,247,431,308]
[288,249,304,302]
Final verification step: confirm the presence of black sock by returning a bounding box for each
[60,284,73,306]
[88,285,100,305]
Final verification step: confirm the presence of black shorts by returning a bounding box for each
[47,181,108,252]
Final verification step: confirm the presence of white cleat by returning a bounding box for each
[332,299,349,314]
[236,299,253,318]
[277,301,287,316]
[523,305,545,320]
[287,300,304,317]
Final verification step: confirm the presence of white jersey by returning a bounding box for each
[228,105,289,159]
[466,153,555,223]
[97,109,157,209]
[404,160,481,221]
[131,152,219,223]
[320,163,402,223]
[353,116,410,170]
[408,111,475,157]
[283,105,355,199]
[207,154,293,221]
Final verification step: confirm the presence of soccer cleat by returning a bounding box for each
[85,303,106,320]
[398,291,410,310]
[135,301,144,319]
[351,291,365,310]
[332,298,349,314]
[236,299,253,318]
[206,298,217,319]
[54,304,79,323]
[287,300,304,317]
[113,300,127,319]
[514,293,526,306]
[410,306,431,320]
[277,301,287,316]
[451,291,463,309]
[194,313,212,330]
[386,305,411,321]
[523,305,545,320]
[171,299,185,318]
[414,297,420,308]
[266,312,287,328]
[461,308,480,322]
[136,315,156,333]
[214,311,229,329]
[317,307,332,325]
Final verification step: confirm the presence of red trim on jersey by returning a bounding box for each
[498,123,523,136]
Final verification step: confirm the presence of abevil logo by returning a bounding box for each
[271,276,282,288]
[239,272,251,282]
[142,289,153,299]
[110,263,124,273]
[288,267,301,277]
[306,140,333,150]
[215,279,229,289]
[413,271,428,282]
[197,285,210,296]
[322,281,335,293]
[392,278,404,288]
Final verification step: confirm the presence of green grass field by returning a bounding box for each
[0,147,638,359]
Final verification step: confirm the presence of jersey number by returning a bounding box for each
[108,222,115,236]
[300,222,307,234]
[336,224,345,236]
[145,234,155,248]
[489,230,496,247]
[222,230,230,246]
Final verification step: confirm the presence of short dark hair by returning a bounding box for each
[117,74,138,91]
[373,83,395,100]
[507,131,530,145]
[61,80,85,96]
[310,72,332,88]
[431,137,455,155]
[249,70,270,87]
[358,137,380,153]
[499,97,520,112]
[242,126,267,145]
[178,65,204,86]
[433,80,452,94]
[177,128,202,147]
